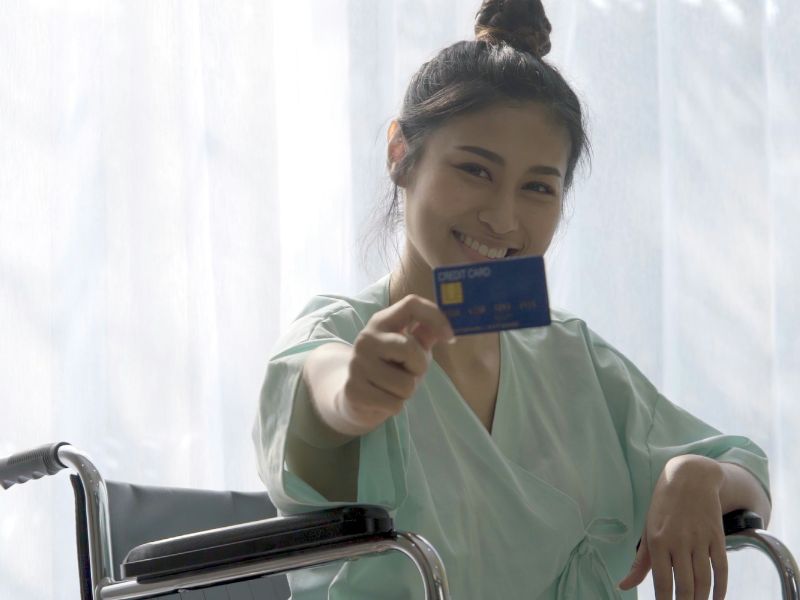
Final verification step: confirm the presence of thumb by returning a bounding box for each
[617,530,651,591]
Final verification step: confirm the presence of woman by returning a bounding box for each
[252,1,771,598]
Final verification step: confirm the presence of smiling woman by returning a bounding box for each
[0,0,795,598]
[387,101,570,280]
[252,0,774,599]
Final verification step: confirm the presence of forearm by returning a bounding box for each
[295,342,359,448]
[284,343,361,501]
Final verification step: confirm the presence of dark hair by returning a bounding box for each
[360,0,592,274]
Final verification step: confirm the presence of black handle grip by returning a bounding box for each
[723,509,764,534]
[0,442,71,490]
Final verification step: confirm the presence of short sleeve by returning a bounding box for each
[251,300,409,519]
[581,323,771,530]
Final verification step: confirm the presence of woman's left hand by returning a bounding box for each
[617,455,728,599]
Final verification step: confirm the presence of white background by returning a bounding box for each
[1,0,797,597]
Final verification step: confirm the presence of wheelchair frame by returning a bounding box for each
[2,441,799,599]
[3,443,450,599]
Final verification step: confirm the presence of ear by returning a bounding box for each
[387,120,407,186]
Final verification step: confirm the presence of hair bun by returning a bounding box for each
[474,0,552,58]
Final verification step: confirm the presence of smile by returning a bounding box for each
[452,230,518,259]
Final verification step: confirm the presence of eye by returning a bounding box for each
[525,182,555,195]
[457,163,556,195]
[458,163,491,180]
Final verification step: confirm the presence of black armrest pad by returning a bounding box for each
[723,509,763,535]
[122,505,393,581]
[122,506,760,581]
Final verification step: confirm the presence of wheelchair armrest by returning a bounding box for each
[122,504,393,581]
[723,509,763,535]
[120,507,765,582]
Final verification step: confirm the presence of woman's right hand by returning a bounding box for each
[334,294,456,435]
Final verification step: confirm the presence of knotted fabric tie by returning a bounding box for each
[555,517,629,600]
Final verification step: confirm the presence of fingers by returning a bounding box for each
[710,538,728,600]
[617,531,651,591]
[343,294,454,430]
[691,550,713,600]
[652,546,724,600]
[649,541,674,600]
[354,330,429,377]
[351,337,424,399]
[371,294,455,351]
[671,551,694,599]
[663,551,716,600]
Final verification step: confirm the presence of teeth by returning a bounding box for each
[456,231,508,259]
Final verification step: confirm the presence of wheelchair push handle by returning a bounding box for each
[0,441,71,490]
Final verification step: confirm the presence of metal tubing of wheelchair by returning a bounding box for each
[56,446,116,594]
[97,535,451,600]
[393,531,451,600]
[727,530,800,600]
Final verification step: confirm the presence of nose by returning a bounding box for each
[477,191,518,235]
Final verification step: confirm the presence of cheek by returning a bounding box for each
[434,189,485,228]
[521,200,561,224]
[415,179,469,220]
[521,203,562,245]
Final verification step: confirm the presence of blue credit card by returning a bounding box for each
[433,255,551,335]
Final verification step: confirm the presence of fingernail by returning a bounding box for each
[447,336,457,345]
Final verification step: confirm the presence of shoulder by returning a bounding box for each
[547,307,635,362]
[510,305,597,353]
[513,306,655,389]
[547,308,662,414]
[512,307,662,431]
[548,306,591,339]
[269,276,390,360]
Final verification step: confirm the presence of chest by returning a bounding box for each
[439,357,501,434]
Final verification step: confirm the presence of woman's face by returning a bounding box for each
[389,101,570,272]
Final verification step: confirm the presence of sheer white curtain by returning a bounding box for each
[0,1,796,598]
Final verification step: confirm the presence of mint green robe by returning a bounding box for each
[252,273,771,599]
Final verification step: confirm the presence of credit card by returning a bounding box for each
[432,255,551,335]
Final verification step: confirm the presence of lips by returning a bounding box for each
[452,229,520,258]
[451,232,506,262]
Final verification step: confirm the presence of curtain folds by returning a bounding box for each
[0,1,796,597]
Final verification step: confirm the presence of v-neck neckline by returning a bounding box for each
[429,330,508,440]
[373,273,592,529]
[427,330,589,522]
[377,272,508,440]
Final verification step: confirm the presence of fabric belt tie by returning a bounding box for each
[556,517,629,599]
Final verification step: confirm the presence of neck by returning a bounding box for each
[389,248,499,362]
[388,255,434,306]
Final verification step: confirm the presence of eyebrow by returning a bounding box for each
[455,145,563,178]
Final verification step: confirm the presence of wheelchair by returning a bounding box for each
[2,442,798,599]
